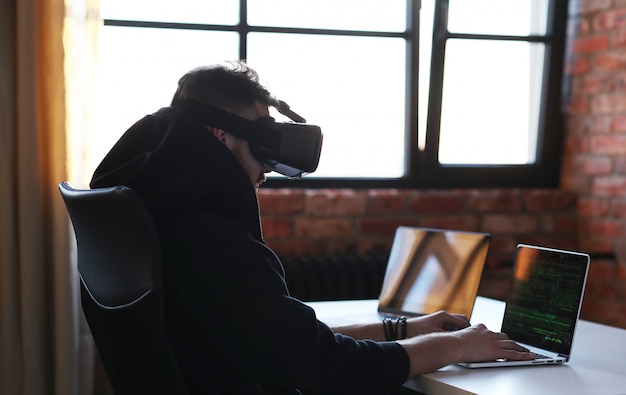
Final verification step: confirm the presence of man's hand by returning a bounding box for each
[451,323,534,363]
[398,323,535,379]
[406,310,470,336]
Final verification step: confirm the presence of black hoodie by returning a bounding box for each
[91,106,410,394]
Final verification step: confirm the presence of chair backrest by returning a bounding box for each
[59,181,188,395]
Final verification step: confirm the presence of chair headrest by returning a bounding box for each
[59,182,160,309]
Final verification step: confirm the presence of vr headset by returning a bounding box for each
[171,97,323,178]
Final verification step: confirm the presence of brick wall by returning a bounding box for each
[259,189,578,263]
[561,0,626,328]
[259,188,579,304]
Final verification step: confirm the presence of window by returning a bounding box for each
[418,0,567,188]
[95,0,567,189]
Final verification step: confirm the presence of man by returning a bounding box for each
[91,61,533,394]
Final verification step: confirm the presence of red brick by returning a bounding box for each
[611,199,626,217]
[591,92,626,114]
[614,280,626,301]
[523,190,577,212]
[409,193,467,214]
[611,115,626,131]
[575,73,615,94]
[482,214,539,234]
[258,189,305,214]
[571,34,611,53]
[618,222,626,239]
[593,8,626,31]
[568,16,591,35]
[553,237,580,251]
[593,175,626,196]
[593,51,626,71]
[564,55,591,75]
[328,238,395,256]
[590,135,626,155]
[359,217,417,237]
[295,218,354,238]
[304,190,367,216]
[580,299,626,328]
[562,135,590,155]
[540,215,577,234]
[573,0,612,16]
[515,234,559,248]
[613,254,626,280]
[617,264,626,280]
[468,190,522,212]
[578,233,615,253]
[261,217,293,239]
[487,235,519,258]
[591,258,616,278]
[584,279,617,300]
[570,155,613,175]
[578,197,610,216]
[564,95,590,114]
[616,157,626,173]
[585,276,615,302]
[580,297,612,323]
[366,189,408,214]
[566,114,612,135]
[559,174,591,195]
[613,28,626,47]
[418,215,480,232]
[589,218,624,237]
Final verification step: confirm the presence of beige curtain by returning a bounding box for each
[0,0,90,393]
[64,0,102,390]
[65,0,101,188]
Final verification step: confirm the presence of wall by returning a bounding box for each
[259,189,580,309]
[562,0,626,328]
[259,189,578,262]
[257,1,626,330]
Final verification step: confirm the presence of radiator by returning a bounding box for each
[281,252,389,302]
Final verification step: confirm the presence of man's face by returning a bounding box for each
[214,101,273,190]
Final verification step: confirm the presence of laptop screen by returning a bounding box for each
[501,245,590,357]
[377,227,491,317]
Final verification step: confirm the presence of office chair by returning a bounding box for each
[59,182,188,395]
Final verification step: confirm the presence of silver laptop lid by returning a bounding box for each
[501,244,590,361]
[377,227,491,318]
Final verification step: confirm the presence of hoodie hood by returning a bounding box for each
[90,106,263,241]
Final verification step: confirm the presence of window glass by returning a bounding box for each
[248,0,407,32]
[100,0,239,24]
[248,33,407,178]
[438,40,545,165]
[447,0,548,36]
[92,26,238,171]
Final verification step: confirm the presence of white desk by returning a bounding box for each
[308,297,626,395]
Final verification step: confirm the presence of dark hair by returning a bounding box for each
[171,61,277,116]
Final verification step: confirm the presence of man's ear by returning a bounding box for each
[212,128,227,144]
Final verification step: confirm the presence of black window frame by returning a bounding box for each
[103,0,568,189]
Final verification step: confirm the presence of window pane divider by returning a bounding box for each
[446,32,552,43]
[103,18,409,39]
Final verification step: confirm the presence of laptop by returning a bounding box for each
[376,226,491,319]
[459,244,590,368]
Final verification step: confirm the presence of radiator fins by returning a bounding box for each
[281,252,388,302]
